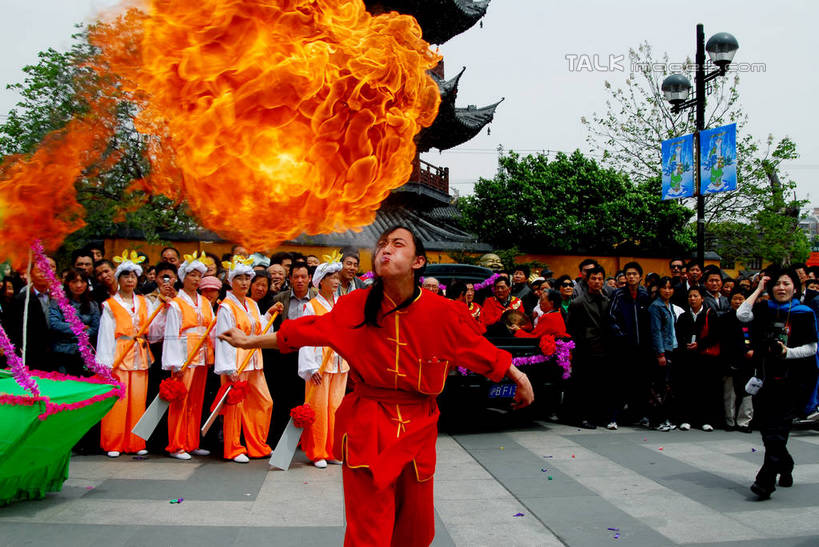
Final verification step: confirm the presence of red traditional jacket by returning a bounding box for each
[480,295,523,326]
[278,288,511,487]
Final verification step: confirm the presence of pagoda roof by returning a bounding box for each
[364,0,490,44]
[417,98,503,153]
[110,206,490,253]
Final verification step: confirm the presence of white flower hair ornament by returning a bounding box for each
[113,249,146,279]
[179,250,207,282]
[222,255,256,283]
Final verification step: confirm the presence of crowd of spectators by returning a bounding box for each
[435,258,819,435]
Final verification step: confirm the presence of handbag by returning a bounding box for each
[700,309,721,357]
[745,376,763,395]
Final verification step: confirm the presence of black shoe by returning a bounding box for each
[736,425,752,433]
[724,424,736,432]
[779,472,793,487]
[750,481,775,500]
[579,420,597,430]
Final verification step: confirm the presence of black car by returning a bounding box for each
[424,264,561,426]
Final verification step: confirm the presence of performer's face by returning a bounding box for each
[118,271,138,293]
[231,274,251,296]
[374,228,425,280]
[183,269,202,292]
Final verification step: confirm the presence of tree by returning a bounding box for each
[582,42,807,261]
[0,26,195,256]
[457,148,694,255]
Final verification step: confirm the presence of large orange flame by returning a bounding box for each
[0,0,440,263]
[93,0,441,249]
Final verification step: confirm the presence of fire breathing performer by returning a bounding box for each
[298,258,348,469]
[96,250,163,458]
[219,226,534,546]
[214,256,278,463]
[161,251,215,460]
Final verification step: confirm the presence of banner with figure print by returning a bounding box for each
[661,134,694,200]
[699,123,737,195]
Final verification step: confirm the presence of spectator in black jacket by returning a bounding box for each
[674,286,722,432]
[703,266,730,316]
[607,261,652,429]
[6,255,56,371]
[566,265,610,429]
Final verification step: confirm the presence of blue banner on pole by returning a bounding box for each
[661,134,694,200]
[699,123,737,195]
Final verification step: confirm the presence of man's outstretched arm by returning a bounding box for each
[218,327,279,350]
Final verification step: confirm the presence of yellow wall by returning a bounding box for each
[104,238,719,278]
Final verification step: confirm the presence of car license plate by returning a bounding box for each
[488,383,517,399]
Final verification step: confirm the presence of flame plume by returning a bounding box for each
[92,0,442,249]
[0,0,440,263]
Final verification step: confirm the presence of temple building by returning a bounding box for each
[108,1,501,267]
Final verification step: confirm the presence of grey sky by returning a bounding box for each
[2,1,817,206]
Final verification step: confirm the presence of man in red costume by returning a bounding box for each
[220,225,534,546]
[480,276,523,327]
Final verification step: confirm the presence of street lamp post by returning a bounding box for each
[661,24,739,266]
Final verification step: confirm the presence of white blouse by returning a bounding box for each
[162,290,215,371]
[214,291,265,375]
[96,293,161,368]
[297,294,347,380]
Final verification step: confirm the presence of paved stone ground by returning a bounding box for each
[2,422,819,546]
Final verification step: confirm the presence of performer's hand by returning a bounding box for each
[219,327,251,348]
[687,342,698,351]
[657,355,667,367]
[271,302,284,315]
[230,372,240,383]
[507,365,534,410]
[310,372,322,386]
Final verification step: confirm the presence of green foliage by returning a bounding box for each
[457,149,694,255]
[582,41,808,263]
[0,26,196,251]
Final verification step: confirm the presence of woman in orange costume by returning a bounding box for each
[214,256,279,463]
[96,250,161,458]
[162,251,214,460]
[298,259,348,468]
[220,226,534,546]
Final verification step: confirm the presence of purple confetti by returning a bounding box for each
[513,512,525,517]
[751,448,757,452]
[85,486,94,490]
[543,455,553,459]
[132,456,148,460]
[541,468,548,472]
[608,528,619,531]
[614,533,620,539]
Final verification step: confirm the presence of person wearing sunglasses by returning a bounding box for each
[555,274,574,324]
[669,258,686,287]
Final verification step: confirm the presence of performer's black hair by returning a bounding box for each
[358,225,427,328]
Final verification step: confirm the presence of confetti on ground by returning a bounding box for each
[541,468,548,472]
[608,528,620,531]
[614,533,621,539]
[751,448,757,452]
[500,446,505,450]
[643,438,647,441]
[548,476,553,480]
[85,486,94,490]
[169,498,184,504]
[543,455,553,458]
[513,513,525,517]
[571,454,575,458]
[132,456,148,460]
[658,447,664,451]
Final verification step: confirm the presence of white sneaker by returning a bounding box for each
[806,410,819,422]
[170,451,192,460]
[702,424,714,432]
[679,423,691,431]
[191,449,210,456]
[606,422,618,430]
[136,449,148,456]
[314,459,328,468]
[328,459,343,465]
[233,454,249,463]
[106,451,121,458]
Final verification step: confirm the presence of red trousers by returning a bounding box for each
[343,464,434,547]
[166,366,208,454]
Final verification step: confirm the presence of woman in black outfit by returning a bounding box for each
[739,269,818,499]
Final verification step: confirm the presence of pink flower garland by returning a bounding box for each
[359,271,374,281]
[456,339,575,379]
[473,273,501,292]
[32,240,122,391]
[0,322,40,396]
